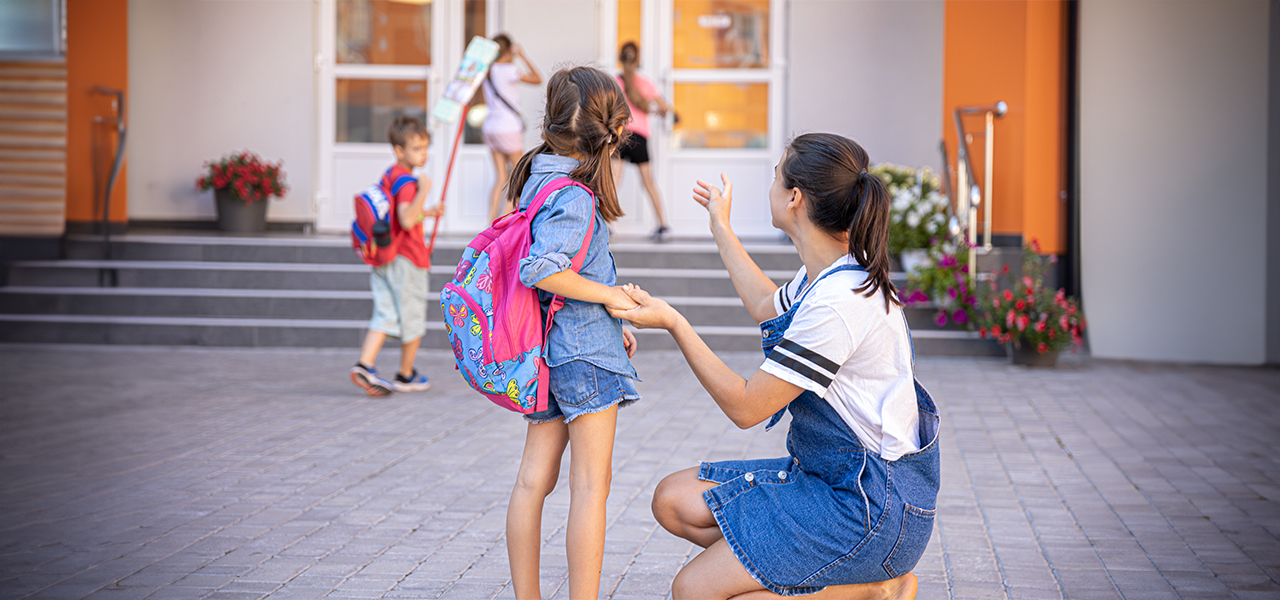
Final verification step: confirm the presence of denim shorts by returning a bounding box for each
[369,255,428,342]
[524,359,640,424]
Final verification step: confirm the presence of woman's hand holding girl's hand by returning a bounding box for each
[606,286,640,312]
[693,173,733,232]
[608,284,680,330]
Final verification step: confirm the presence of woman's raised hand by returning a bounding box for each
[608,284,680,331]
[692,173,733,231]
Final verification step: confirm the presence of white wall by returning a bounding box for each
[502,0,599,151]
[1080,0,1269,364]
[128,0,314,223]
[788,0,944,169]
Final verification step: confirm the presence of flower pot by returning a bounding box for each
[1009,343,1059,367]
[215,188,269,233]
[899,249,932,274]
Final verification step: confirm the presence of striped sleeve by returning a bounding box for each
[761,304,852,397]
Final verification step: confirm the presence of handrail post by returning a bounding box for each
[952,101,1006,281]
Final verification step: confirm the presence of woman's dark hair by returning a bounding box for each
[492,33,512,56]
[780,133,901,312]
[617,42,649,113]
[505,66,632,222]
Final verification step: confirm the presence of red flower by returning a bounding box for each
[1036,342,1048,354]
[1006,310,1015,327]
[991,325,1002,337]
[1059,315,1070,331]
[1003,290,1014,302]
[1034,321,1046,333]
[1016,313,1030,332]
[1015,299,1026,311]
[1048,328,1056,340]
[979,326,988,338]
[1022,276,1034,288]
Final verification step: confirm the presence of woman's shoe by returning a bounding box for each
[650,225,670,242]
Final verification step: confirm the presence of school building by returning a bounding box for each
[0,0,1276,366]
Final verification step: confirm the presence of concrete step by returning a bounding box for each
[62,234,804,271]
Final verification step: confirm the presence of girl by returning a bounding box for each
[506,66,643,599]
[613,41,675,240]
[483,33,543,222]
[611,133,939,600]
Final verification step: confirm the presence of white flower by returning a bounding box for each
[926,220,938,233]
[892,190,912,212]
[907,211,922,228]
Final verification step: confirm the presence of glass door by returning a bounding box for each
[316,0,439,233]
[605,0,784,239]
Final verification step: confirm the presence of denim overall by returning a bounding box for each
[698,264,941,595]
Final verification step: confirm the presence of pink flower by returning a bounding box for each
[947,286,958,300]
[935,311,948,327]
[952,308,968,324]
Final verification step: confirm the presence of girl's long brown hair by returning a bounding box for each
[505,66,632,222]
[618,42,650,112]
[780,133,902,312]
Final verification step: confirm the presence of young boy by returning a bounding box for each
[350,115,443,396]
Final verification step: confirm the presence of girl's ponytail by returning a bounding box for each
[504,66,631,222]
[780,133,902,312]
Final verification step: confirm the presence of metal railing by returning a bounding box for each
[952,101,1006,279]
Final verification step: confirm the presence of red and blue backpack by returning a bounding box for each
[351,167,416,267]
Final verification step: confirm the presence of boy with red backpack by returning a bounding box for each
[350,115,443,396]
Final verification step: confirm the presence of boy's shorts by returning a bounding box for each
[369,255,428,343]
[524,360,640,425]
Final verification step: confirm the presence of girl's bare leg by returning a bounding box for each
[637,162,667,228]
[506,418,569,600]
[564,405,619,599]
[488,150,511,223]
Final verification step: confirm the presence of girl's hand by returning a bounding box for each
[605,286,640,312]
[693,173,733,231]
[621,327,638,358]
[608,284,680,330]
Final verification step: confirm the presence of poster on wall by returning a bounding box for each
[433,36,501,124]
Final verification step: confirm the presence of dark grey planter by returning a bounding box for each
[1008,342,1059,367]
[215,188,269,233]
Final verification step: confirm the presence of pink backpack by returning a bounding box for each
[440,178,595,413]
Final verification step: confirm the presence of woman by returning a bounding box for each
[614,41,674,240]
[611,133,939,600]
[483,33,543,222]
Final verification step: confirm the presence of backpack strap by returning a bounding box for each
[523,177,596,347]
[388,172,417,198]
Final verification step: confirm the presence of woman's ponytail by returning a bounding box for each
[780,133,902,313]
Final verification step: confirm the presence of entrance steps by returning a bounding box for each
[0,233,1001,355]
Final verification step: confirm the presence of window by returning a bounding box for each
[337,0,432,66]
[336,79,429,144]
[671,82,767,149]
[0,0,63,57]
[672,0,769,69]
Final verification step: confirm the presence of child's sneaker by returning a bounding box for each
[350,363,392,397]
[393,370,431,393]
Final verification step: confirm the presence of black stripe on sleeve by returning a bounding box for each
[767,351,833,388]
[779,285,792,312]
[777,338,841,375]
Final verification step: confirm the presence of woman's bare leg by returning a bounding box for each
[672,538,918,600]
[651,466,721,547]
[564,405,619,599]
[637,162,667,228]
[506,419,569,600]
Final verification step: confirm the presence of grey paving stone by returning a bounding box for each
[2,346,1279,599]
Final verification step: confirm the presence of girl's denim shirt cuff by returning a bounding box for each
[519,253,572,288]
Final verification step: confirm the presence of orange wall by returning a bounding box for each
[66,0,128,224]
[943,0,1066,254]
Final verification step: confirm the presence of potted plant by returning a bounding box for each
[869,163,948,271]
[901,236,977,329]
[196,151,288,233]
[973,240,1086,366]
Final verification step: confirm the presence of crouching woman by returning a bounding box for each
[610,133,939,600]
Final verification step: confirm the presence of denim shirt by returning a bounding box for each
[517,154,639,378]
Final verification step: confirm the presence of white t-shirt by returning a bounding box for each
[760,255,921,461]
[482,62,523,134]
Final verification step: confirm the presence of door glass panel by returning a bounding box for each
[463,0,488,145]
[617,0,641,67]
[672,0,769,69]
[0,0,60,55]
[337,0,432,65]
[336,79,428,144]
[671,82,767,149]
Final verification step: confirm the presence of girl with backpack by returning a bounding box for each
[505,66,641,600]
[610,133,939,600]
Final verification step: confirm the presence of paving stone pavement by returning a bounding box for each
[1,344,1278,600]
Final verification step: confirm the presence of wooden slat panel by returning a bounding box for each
[0,173,64,186]
[0,149,65,161]
[0,59,66,236]
[0,135,67,149]
[0,200,64,213]
[0,80,67,92]
[0,121,67,135]
[0,161,65,174]
[0,108,65,120]
[0,186,65,200]
[0,92,66,107]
